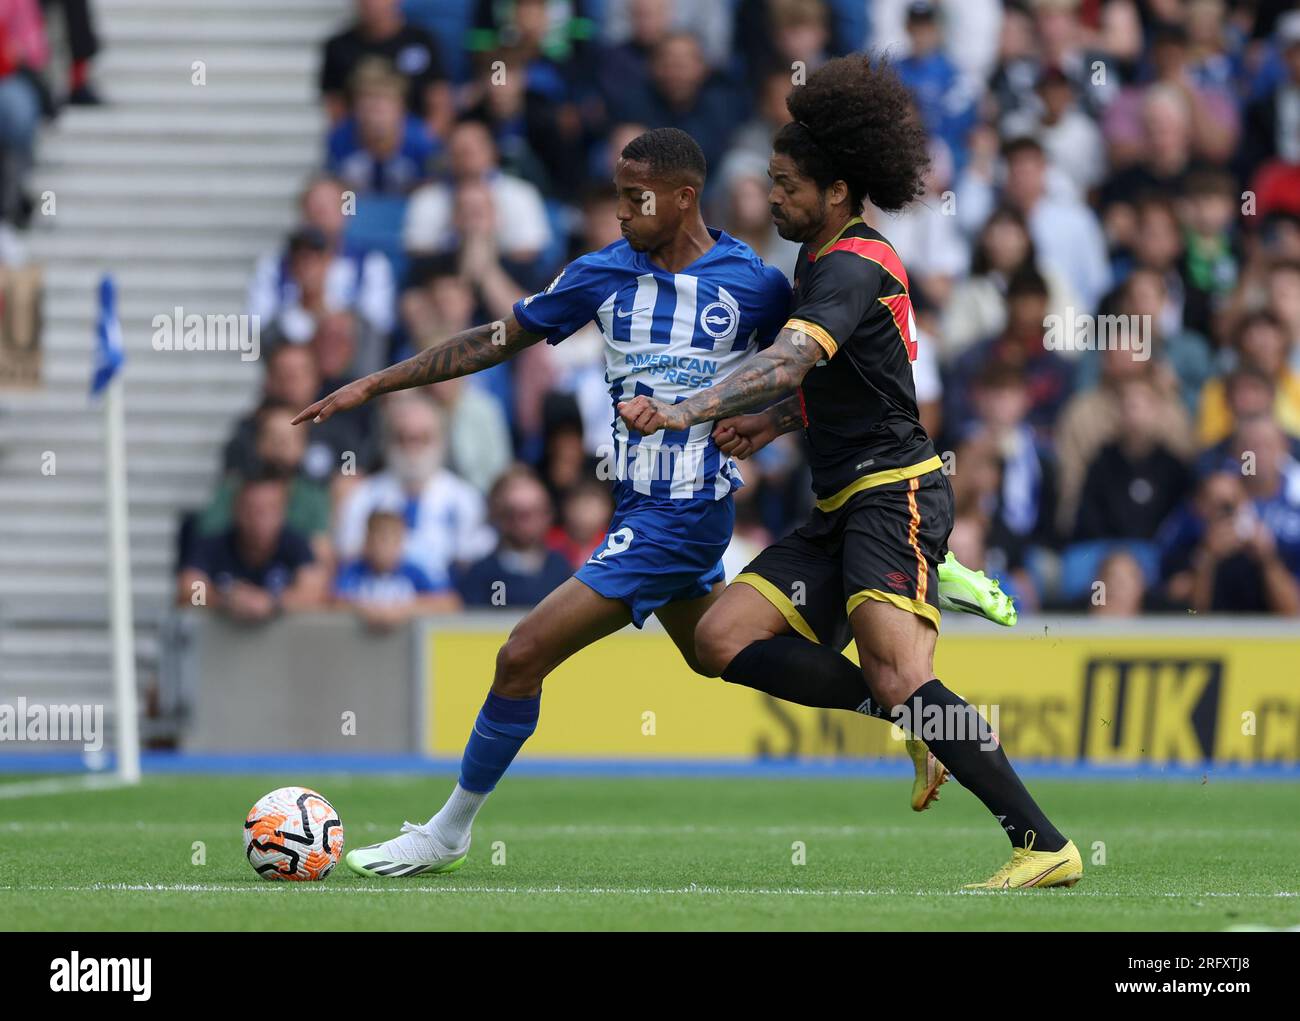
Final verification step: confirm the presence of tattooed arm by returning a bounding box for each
[711,394,805,460]
[618,328,823,436]
[292,315,541,425]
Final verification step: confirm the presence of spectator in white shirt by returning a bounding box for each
[336,394,495,581]
[248,175,395,344]
[402,120,552,264]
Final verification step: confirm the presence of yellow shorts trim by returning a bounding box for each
[815,455,944,513]
[732,572,819,644]
[784,318,837,358]
[846,588,940,631]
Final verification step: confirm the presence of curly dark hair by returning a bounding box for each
[774,55,930,213]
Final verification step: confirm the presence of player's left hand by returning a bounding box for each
[618,395,688,435]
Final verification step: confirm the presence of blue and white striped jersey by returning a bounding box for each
[514,230,792,501]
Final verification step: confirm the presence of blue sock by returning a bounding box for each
[458,691,541,793]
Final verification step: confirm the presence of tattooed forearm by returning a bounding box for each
[369,316,540,397]
[675,330,822,426]
[769,394,806,435]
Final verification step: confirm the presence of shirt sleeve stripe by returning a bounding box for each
[785,317,837,357]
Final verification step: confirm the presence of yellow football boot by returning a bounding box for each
[963,832,1083,889]
[906,738,949,811]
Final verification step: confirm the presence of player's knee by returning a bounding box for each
[694,614,742,678]
[860,656,926,711]
[494,627,547,695]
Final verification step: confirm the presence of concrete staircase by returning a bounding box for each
[0,0,348,738]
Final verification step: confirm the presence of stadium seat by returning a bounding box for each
[1058,540,1162,602]
[343,195,410,285]
[403,0,475,83]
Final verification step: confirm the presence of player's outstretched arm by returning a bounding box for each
[619,328,822,435]
[292,315,542,425]
[712,395,805,459]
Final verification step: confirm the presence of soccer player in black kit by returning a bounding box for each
[619,55,1082,888]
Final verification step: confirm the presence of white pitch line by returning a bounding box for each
[0,821,1293,840]
[0,775,131,800]
[0,883,1295,899]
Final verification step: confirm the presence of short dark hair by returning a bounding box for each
[620,127,707,189]
[773,54,929,212]
[1002,135,1045,161]
[1006,264,1049,299]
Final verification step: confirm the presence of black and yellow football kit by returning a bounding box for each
[736,217,951,645]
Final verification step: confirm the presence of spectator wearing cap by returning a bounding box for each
[325,59,438,197]
[247,175,396,344]
[320,0,451,139]
[457,467,574,608]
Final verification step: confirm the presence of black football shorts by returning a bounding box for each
[734,465,953,651]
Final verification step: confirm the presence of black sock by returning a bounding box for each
[901,680,1066,851]
[721,636,888,717]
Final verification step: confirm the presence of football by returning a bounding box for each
[243,786,344,881]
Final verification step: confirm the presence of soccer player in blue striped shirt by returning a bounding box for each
[294,128,1005,878]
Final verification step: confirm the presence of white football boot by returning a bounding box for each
[345,820,468,878]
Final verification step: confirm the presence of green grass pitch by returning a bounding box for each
[1,773,1296,931]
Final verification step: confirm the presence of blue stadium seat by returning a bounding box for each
[1058,540,1162,602]
[404,0,474,82]
[344,194,410,284]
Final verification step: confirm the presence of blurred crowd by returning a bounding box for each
[0,0,100,260]
[176,0,1300,626]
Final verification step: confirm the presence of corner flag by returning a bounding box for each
[90,273,124,396]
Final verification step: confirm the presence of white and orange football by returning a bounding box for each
[243,786,344,881]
